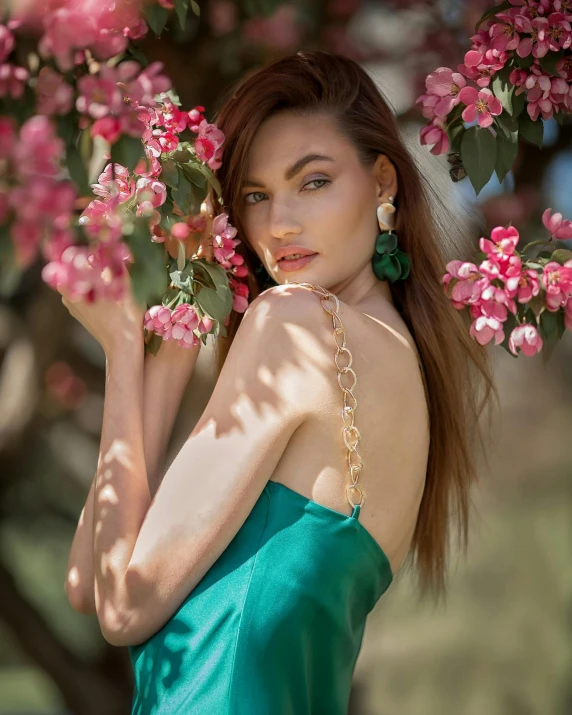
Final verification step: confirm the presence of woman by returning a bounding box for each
[64,51,498,713]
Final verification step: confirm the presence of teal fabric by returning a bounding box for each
[128,479,393,714]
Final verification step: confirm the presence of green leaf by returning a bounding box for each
[66,144,90,197]
[181,163,208,190]
[511,89,526,119]
[126,43,150,67]
[518,112,543,149]
[160,159,179,189]
[194,261,232,321]
[538,50,564,78]
[550,248,572,265]
[538,308,566,364]
[491,66,513,116]
[126,219,169,306]
[171,167,201,215]
[460,126,497,195]
[495,110,518,139]
[554,111,566,126]
[190,0,200,15]
[449,123,465,154]
[144,3,170,36]
[0,226,22,299]
[475,0,512,31]
[495,129,518,183]
[110,135,145,171]
[174,0,188,28]
[191,161,222,196]
[514,54,534,70]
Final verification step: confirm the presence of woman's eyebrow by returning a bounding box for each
[243,153,335,188]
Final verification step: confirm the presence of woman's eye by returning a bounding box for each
[244,191,266,205]
[244,179,330,206]
[304,179,330,190]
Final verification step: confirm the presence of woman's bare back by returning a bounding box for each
[269,295,430,579]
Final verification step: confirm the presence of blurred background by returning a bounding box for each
[1,0,571,713]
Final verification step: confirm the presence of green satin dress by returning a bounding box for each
[128,478,393,714]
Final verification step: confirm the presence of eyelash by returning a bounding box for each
[244,179,331,206]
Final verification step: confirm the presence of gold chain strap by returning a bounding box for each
[290,281,365,510]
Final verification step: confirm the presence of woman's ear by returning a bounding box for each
[373,154,398,202]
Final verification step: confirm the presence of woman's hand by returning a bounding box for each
[58,272,145,357]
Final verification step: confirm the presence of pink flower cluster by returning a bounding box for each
[0,115,77,268]
[0,22,28,99]
[42,240,133,303]
[417,1,572,154]
[443,214,572,356]
[12,0,147,73]
[144,303,213,349]
[76,61,171,144]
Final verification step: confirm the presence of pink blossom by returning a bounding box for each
[469,312,506,346]
[541,261,572,310]
[11,221,44,268]
[443,260,488,307]
[488,9,522,53]
[119,61,171,107]
[187,106,206,133]
[504,266,541,303]
[36,66,73,115]
[457,48,507,88]
[0,64,29,99]
[544,12,572,52]
[229,277,250,313]
[514,14,553,58]
[419,118,449,156]
[458,86,503,128]
[479,225,520,266]
[92,163,135,203]
[195,119,225,170]
[418,67,467,118]
[211,213,239,267]
[90,116,123,144]
[0,24,15,63]
[508,324,543,356]
[76,69,124,119]
[171,222,191,240]
[78,199,124,242]
[135,177,167,208]
[42,241,132,303]
[12,115,64,179]
[542,207,572,240]
[207,0,238,36]
[242,4,302,51]
[144,303,202,348]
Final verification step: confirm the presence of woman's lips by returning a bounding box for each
[277,254,317,272]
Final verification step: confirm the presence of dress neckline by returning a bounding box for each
[266,480,394,583]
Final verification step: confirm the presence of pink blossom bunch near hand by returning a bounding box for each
[443,217,572,357]
[1,115,77,268]
[42,240,133,304]
[144,303,213,349]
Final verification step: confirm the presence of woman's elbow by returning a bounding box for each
[64,569,96,615]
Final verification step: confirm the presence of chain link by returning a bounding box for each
[290,282,365,510]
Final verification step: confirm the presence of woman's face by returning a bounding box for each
[240,111,398,297]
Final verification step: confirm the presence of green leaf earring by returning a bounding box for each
[372,196,410,283]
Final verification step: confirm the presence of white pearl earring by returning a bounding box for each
[376,196,396,232]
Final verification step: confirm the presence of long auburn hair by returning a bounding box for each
[209,50,500,604]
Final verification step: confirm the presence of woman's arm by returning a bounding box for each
[64,341,201,615]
